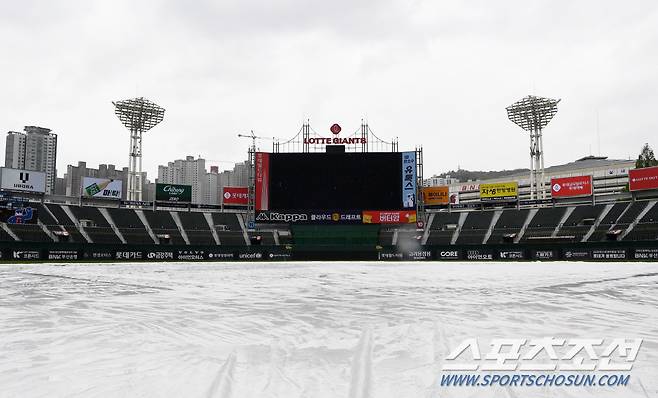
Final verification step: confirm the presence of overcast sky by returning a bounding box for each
[1,0,657,179]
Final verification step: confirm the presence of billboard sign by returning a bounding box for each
[422,186,449,205]
[362,210,417,224]
[629,166,658,192]
[0,206,38,224]
[0,168,46,193]
[156,183,192,202]
[551,175,592,198]
[480,182,518,202]
[82,177,123,199]
[401,152,417,208]
[222,186,248,205]
[255,152,270,211]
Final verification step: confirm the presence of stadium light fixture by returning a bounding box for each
[506,95,560,200]
[112,97,165,201]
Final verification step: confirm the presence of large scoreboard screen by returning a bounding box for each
[255,151,417,224]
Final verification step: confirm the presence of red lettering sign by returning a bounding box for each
[629,166,658,192]
[551,175,593,198]
[362,210,416,224]
[223,186,249,205]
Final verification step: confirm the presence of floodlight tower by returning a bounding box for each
[506,95,560,200]
[113,97,165,201]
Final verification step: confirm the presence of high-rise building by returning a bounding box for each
[157,156,207,204]
[4,126,58,194]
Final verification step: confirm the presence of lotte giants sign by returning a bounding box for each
[223,186,248,205]
[551,175,593,198]
[629,166,658,192]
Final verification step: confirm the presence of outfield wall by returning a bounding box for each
[1,241,657,262]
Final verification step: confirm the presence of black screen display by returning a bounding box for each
[268,152,402,211]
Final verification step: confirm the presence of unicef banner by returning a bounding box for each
[156,183,192,202]
[81,177,123,199]
[401,152,417,209]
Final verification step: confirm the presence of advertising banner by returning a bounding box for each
[0,168,46,193]
[592,248,627,260]
[480,182,518,202]
[436,249,461,260]
[634,248,658,260]
[362,210,416,224]
[255,152,270,211]
[550,175,593,198]
[498,249,526,260]
[255,210,363,224]
[82,177,123,199]
[402,152,417,208]
[222,186,248,205]
[47,250,80,260]
[465,249,494,261]
[155,183,192,202]
[422,186,449,205]
[629,166,658,192]
[0,206,37,224]
[531,249,558,261]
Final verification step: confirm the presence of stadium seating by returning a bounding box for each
[106,208,154,244]
[177,211,216,245]
[623,201,658,241]
[69,206,122,244]
[426,212,460,245]
[587,202,629,242]
[378,228,395,246]
[555,205,605,242]
[521,207,567,241]
[487,209,529,244]
[455,211,493,245]
[611,201,648,240]
[0,227,14,242]
[143,210,186,245]
[396,228,423,246]
[211,213,246,245]
[6,224,52,242]
[45,204,87,243]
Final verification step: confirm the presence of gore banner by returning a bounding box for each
[423,186,449,205]
[402,152,417,208]
[551,175,593,198]
[255,152,270,211]
[82,177,123,199]
[629,166,658,192]
[156,183,192,202]
[223,186,248,205]
[362,210,416,224]
[480,182,518,202]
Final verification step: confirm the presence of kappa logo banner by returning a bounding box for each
[480,182,518,202]
[551,175,592,198]
[402,152,417,209]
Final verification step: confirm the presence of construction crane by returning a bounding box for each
[237,130,276,152]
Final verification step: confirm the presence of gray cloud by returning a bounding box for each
[1,0,657,179]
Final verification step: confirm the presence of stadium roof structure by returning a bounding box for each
[506,95,560,132]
